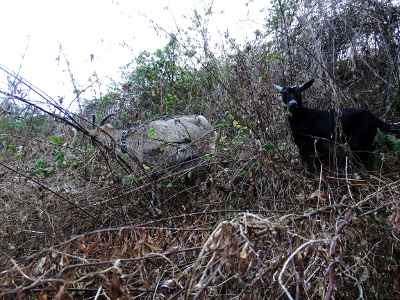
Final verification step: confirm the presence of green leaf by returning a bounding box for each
[128,174,137,180]
[54,151,64,162]
[216,123,230,130]
[71,162,79,169]
[30,169,40,176]
[201,153,215,161]
[47,136,62,144]
[1,137,8,147]
[227,114,234,121]
[42,167,55,178]
[261,143,277,152]
[7,144,16,154]
[148,128,155,137]
[35,160,44,168]
[30,167,55,178]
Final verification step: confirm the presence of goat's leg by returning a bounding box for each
[298,147,315,174]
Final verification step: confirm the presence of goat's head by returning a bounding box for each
[87,114,124,150]
[273,78,315,112]
[88,114,115,136]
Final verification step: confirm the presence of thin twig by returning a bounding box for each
[325,208,353,300]
[278,239,331,300]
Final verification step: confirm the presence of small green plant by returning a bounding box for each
[47,136,62,145]
[261,143,277,152]
[55,151,79,169]
[148,128,155,137]
[224,111,235,122]
[1,137,17,154]
[376,132,400,152]
[31,160,55,178]
[369,132,400,170]
[215,123,230,131]
[201,153,215,161]
[54,151,65,163]
[120,174,137,185]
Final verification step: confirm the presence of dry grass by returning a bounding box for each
[1,115,400,299]
[1,1,400,297]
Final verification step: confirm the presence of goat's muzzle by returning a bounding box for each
[288,100,298,110]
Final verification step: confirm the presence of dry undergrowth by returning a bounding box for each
[2,0,400,297]
[1,122,400,300]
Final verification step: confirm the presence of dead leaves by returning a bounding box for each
[2,207,400,299]
[53,285,73,300]
[159,279,182,299]
[309,190,327,202]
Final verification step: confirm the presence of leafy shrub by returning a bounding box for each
[369,132,400,170]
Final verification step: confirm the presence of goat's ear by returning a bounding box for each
[273,83,283,93]
[299,78,315,91]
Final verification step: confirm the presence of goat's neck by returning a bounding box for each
[287,106,305,118]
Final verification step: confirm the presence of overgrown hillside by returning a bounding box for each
[1,0,400,299]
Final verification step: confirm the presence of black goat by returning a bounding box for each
[273,78,400,174]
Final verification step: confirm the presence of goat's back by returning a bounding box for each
[126,115,215,167]
[288,107,333,139]
[341,108,400,134]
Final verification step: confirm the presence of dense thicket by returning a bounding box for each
[1,0,400,299]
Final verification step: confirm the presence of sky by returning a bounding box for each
[0,0,267,110]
